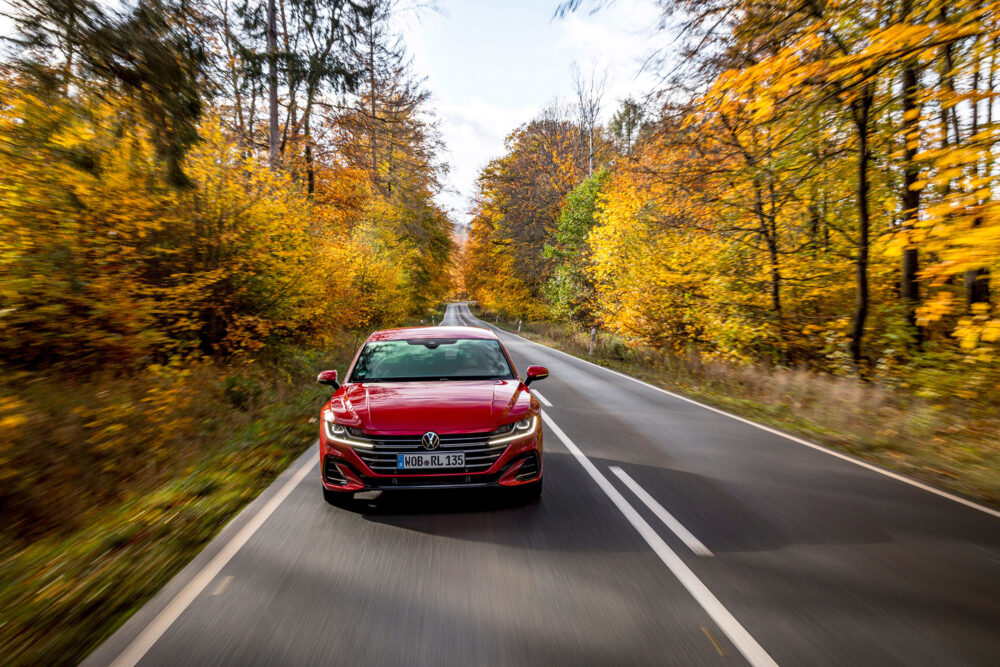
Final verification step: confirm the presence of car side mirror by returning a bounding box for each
[317,370,340,389]
[524,365,548,386]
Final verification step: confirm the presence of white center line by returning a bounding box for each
[110,453,316,667]
[542,413,777,667]
[531,389,553,406]
[610,466,713,557]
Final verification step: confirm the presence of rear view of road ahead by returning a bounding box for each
[88,303,1000,666]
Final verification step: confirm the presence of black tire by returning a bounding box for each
[323,487,354,508]
[513,478,542,504]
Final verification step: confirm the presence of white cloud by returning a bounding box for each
[433,97,538,225]
[554,1,664,116]
[400,0,667,228]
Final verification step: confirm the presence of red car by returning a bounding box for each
[316,326,547,505]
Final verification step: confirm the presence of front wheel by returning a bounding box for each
[513,479,542,504]
[323,487,354,508]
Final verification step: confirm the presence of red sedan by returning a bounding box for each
[316,326,547,504]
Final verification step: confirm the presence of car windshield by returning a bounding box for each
[349,338,515,382]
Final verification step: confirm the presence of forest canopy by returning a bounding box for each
[465,0,1000,396]
[0,0,454,371]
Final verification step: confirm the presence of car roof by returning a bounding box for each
[366,326,499,342]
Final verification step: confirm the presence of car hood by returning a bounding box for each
[330,379,531,432]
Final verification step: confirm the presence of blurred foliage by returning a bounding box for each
[0,81,449,367]
[0,0,453,662]
[0,345,351,666]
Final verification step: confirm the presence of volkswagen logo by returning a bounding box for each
[421,431,440,450]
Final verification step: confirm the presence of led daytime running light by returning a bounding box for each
[488,415,538,445]
[323,411,374,449]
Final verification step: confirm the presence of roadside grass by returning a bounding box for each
[472,307,1000,508]
[1,342,355,666]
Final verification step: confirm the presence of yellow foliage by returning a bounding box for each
[0,74,452,369]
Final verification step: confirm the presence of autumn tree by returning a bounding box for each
[543,168,610,323]
[464,106,591,317]
[550,0,1000,382]
[5,0,211,185]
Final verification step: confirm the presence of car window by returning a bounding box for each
[350,338,515,382]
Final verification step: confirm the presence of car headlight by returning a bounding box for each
[488,415,539,445]
[322,410,373,449]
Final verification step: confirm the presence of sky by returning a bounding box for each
[396,0,665,227]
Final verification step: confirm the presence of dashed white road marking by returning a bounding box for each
[610,466,713,557]
[543,413,777,667]
[531,389,553,406]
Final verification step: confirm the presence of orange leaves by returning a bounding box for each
[463,115,590,318]
[0,85,348,366]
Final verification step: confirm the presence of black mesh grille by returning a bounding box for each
[358,464,511,489]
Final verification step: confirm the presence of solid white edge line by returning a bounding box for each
[460,305,1000,520]
[110,454,317,667]
[610,466,714,557]
[542,413,777,667]
[531,389,553,407]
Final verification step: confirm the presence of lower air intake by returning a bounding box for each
[323,456,348,485]
[515,453,540,481]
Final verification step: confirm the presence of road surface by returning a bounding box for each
[86,302,1000,666]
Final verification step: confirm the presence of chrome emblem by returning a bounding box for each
[421,432,440,450]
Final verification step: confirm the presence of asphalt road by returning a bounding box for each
[86,302,1000,666]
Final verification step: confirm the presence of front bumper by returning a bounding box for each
[319,428,542,493]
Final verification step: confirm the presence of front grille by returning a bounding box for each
[353,427,511,475]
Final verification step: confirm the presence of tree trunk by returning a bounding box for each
[965,24,992,309]
[763,181,782,317]
[849,90,873,368]
[368,12,378,186]
[965,270,990,306]
[900,42,922,342]
[267,0,280,170]
[305,114,315,197]
[277,0,295,156]
[63,7,76,96]
[220,1,246,144]
[588,128,594,176]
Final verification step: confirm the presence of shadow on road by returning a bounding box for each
[351,487,538,515]
[336,451,645,554]
[337,451,908,556]
[328,442,1000,560]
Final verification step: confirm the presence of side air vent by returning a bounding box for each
[514,453,540,481]
[323,456,348,485]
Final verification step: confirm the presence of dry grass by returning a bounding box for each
[481,311,999,507]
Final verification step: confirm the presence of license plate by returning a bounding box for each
[397,452,465,469]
